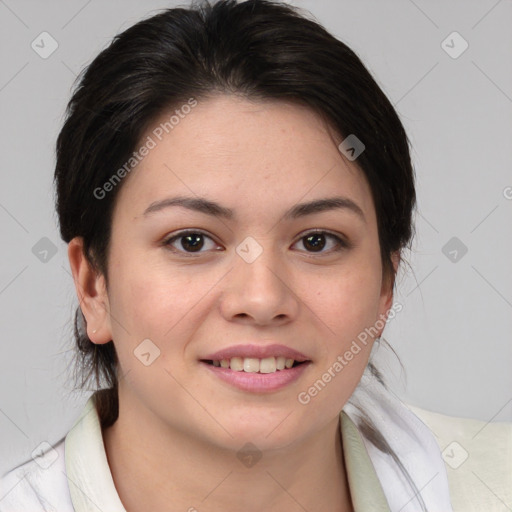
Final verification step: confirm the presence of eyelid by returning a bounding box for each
[162,228,350,255]
[295,228,349,245]
[292,229,351,253]
[162,229,221,255]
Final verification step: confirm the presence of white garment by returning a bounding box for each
[410,404,512,512]
[0,373,454,511]
[345,372,453,511]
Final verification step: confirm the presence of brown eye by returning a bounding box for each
[178,233,204,252]
[303,233,327,252]
[164,231,219,255]
[295,231,348,254]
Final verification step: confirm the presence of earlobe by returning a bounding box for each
[67,237,112,345]
[377,250,401,335]
[383,250,400,298]
[391,250,400,276]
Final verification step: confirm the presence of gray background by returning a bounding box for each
[1,0,511,475]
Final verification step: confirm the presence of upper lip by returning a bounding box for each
[202,344,310,362]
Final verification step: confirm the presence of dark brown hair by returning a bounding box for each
[54,0,416,470]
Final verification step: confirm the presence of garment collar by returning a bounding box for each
[64,393,392,511]
[343,372,453,511]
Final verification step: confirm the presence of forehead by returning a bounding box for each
[114,94,375,223]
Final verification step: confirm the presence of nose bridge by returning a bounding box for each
[221,235,298,323]
[236,235,284,294]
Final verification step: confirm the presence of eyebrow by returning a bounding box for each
[142,195,365,222]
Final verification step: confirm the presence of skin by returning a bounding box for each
[68,94,398,512]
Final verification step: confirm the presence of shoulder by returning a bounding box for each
[0,437,74,512]
[409,404,512,512]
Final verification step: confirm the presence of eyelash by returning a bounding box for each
[162,229,350,257]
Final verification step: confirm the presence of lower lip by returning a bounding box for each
[200,361,311,393]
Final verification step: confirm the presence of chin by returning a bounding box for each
[219,415,310,450]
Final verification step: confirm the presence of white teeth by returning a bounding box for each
[230,357,244,372]
[259,357,277,373]
[210,356,302,373]
[244,358,260,373]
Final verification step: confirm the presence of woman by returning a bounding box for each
[0,1,508,511]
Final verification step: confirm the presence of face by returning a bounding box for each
[75,94,395,452]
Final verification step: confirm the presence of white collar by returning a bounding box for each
[343,371,453,511]
[64,374,452,511]
[65,399,126,511]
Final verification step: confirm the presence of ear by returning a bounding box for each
[67,237,112,344]
[377,251,400,336]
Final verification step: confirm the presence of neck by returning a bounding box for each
[102,391,354,512]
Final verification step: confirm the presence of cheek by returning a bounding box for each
[313,260,383,342]
[107,256,216,349]
[106,253,164,335]
[297,267,383,415]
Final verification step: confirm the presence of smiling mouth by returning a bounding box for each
[200,356,308,374]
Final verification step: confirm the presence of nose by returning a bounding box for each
[219,243,300,326]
